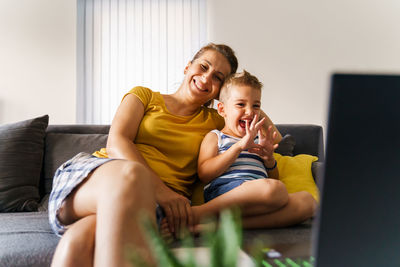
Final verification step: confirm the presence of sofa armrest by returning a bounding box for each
[312,161,324,188]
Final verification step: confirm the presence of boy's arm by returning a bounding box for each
[260,110,282,144]
[197,132,243,184]
[266,159,279,180]
[249,125,280,179]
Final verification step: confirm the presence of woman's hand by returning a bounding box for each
[155,183,193,238]
[108,93,194,236]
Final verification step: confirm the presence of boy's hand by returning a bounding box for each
[237,113,265,151]
[249,125,279,166]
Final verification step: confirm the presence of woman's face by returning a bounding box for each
[183,50,232,105]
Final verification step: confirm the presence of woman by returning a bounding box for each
[48,43,315,267]
[49,43,238,266]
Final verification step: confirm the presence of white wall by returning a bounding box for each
[1,1,399,127]
[207,0,400,129]
[0,0,76,124]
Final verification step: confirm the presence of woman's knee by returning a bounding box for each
[106,161,154,205]
[58,160,155,224]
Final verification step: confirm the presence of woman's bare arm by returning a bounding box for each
[106,93,194,235]
[106,94,147,162]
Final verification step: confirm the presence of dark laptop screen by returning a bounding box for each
[313,74,400,267]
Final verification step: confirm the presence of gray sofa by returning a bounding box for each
[0,122,324,267]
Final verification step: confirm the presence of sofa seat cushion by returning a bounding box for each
[0,211,59,267]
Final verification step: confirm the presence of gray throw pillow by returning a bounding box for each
[0,115,49,212]
[275,134,296,156]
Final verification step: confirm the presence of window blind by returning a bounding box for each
[77,0,207,124]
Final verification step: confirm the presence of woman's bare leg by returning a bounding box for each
[51,160,157,267]
[51,215,96,267]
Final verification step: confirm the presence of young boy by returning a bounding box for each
[191,70,290,227]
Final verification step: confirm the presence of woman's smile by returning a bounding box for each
[192,77,209,93]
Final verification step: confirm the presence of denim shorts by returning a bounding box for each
[49,152,167,236]
[48,152,113,236]
[204,178,251,203]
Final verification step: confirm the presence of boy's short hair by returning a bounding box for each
[219,70,263,103]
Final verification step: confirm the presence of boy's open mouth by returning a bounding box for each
[239,119,251,128]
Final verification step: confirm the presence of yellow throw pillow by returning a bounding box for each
[191,153,320,205]
[274,153,320,203]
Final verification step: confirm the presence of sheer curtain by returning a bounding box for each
[77,0,207,124]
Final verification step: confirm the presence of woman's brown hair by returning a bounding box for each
[191,43,238,75]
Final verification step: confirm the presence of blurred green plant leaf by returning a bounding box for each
[130,208,248,267]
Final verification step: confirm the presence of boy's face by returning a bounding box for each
[217,85,262,138]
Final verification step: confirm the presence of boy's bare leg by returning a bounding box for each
[241,191,317,228]
[192,178,289,223]
[188,192,316,234]
[51,160,156,267]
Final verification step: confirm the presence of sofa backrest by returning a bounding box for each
[40,124,324,198]
[276,124,324,161]
[41,125,110,197]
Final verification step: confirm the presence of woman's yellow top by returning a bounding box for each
[93,86,224,198]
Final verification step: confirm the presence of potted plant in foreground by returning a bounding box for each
[129,209,264,267]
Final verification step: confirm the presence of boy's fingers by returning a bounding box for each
[255,117,266,131]
[164,206,175,234]
[258,129,263,139]
[248,145,263,154]
[251,113,259,128]
[252,144,263,149]
[267,125,273,138]
[248,148,258,154]
[272,130,277,140]
[185,202,194,232]
[177,203,187,237]
[245,119,251,133]
[170,205,180,238]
